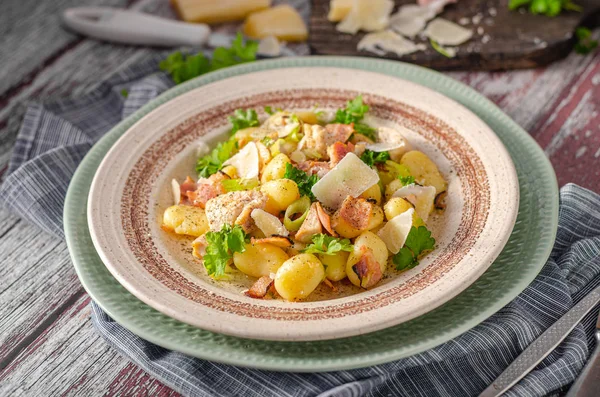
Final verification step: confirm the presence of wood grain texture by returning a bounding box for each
[0,294,180,397]
[309,0,600,71]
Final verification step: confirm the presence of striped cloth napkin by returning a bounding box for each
[1,54,600,396]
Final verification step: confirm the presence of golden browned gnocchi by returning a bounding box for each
[233,243,289,278]
[162,205,209,237]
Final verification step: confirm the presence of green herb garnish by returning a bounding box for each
[508,0,582,17]
[430,40,454,58]
[159,33,258,84]
[574,27,598,55]
[120,89,129,98]
[393,226,436,271]
[333,95,376,140]
[303,234,353,255]
[398,175,416,186]
[228,109,260,134]
[204,224,248,278]
[283,163,319,201]
[360,150,390,167]
[195,138,238,178]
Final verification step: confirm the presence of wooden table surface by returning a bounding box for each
[0,0,599,396]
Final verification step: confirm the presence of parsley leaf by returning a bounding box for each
[120,89,129,98]
[303,234,353,255]
[430,40,455,58]
[228,109,260,134]
[195,138,238,178]
[398,175,415,186]
[264,106,274,115]
[333,95,377,140]
[574,27,598,55]
[203,224,248,278]
[508,0,582,17]
[360,150,390,167]
[160,33,258,85]
[393,226,436,271]
[221,178,259,192]
[283,163,319,200]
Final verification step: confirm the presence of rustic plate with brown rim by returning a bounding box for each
[87,67,518,342]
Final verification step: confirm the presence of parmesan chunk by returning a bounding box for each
[424,18,473,46]
[172,0,271,24]
[171,179,181,205]
[257,36,281,57]
[327,0,353,22]
[337,0,393,35]
[223,142,259,179]
[392,184,436,222]
[243,5,308,42]
[311,153,380,210]
[251,208,289,237]
[377,208,414,254]
[358,31,426,57]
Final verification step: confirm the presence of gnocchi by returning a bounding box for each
[274,253,325,301]
[162,96,446,301]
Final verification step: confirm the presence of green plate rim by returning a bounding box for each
[64,56,559,372]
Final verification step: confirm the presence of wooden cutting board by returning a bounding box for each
[309,0,600,71]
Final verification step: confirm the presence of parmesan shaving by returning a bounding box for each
[392,184,436,222]
[171,179,181,205]
[223,142,259,179]
[311,152,380,210]
[357,30,426,57]
[251,208,289,237]
[377,208,414,254]
[424,18,473,46]
[336,0,393,35]
[375,126,412,161]
[365,142,406,152]
[389,5,436,38]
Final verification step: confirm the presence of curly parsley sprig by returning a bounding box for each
[393,226,436,271]
[333,95,377,140]
[204,224,248,278]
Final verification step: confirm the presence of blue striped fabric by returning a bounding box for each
[1,55,599,397]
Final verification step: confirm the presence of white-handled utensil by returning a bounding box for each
[62,7,210,47]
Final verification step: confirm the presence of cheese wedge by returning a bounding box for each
[377,208,414,254]
[327,0,353,22]
[172,0,271,24]
[243,5,308,42]
[391,184,436,223]
[223,142,259,179]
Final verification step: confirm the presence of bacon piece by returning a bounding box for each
[325,123,354,144]
[315,202,337,236]
[327,141,355,166]
[245,276,274,299]
[187,184,218,208]
[297,160,331,178]
[250,236,293,248]
[295,203,323,243]
[323,278,338,292]
[336,196,372,232]
[352,246,383,288]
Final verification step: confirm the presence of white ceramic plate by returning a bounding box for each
[87,67,518,341]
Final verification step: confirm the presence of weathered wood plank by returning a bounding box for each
[0,295,180,396]
[0,211,84,366]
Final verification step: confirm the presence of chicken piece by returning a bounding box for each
[315,202,337,236]
[204,190,267,233]
[352,246,383,288]
[327,141,355,166]
[298,124,328,158]
[295,202,323,243]
[245,276,274,299]
[325,123,354,144]
[296,160,331,178]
